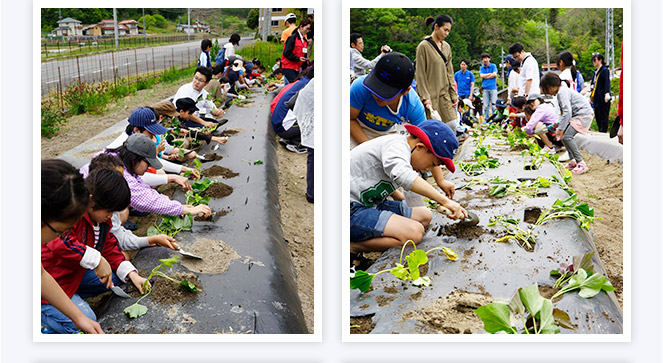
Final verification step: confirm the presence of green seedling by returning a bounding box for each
[350,240,458,292]
[457,156,499,176]
[185,177,218,206]
[488,215,537,251]
[475,283,571,334]
[124,256,199,319]
[535,193,601,230]
[551,268,615,300]
[488,176,550,198]
[147,214,194,238]
[241,158,264,165]
[549,251,595,289]
[457,177,485,190]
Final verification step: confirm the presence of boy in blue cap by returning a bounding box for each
[350,120,468,255]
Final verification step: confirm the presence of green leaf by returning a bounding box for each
[181,213,194,230]
[475,302,515,334]
[489,185,507,197]
[146,226,159,236]
[183,170,193,178]
[441,247,458,261]
[253,160,264,165]
[508,290,526,316]
[572,251,595,275]
[405,249,428,280]
[350,270,375,292]
[518,283,544,317]
[563,170,573,183]
[536,176,551,188]
[193,158,202,170]
[179,280,199,292]
[159,255,180,268]
[576,203,594,217]
[390,264,410,280]
[578,273,612,298]
[191,178,214,191]
[124,303,148,319]
[536,299,559,334]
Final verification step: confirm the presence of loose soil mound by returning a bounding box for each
[204,153,223,161]
[441,223,486,239]
[202,183,233,198]
[194,209,230,222]
[202,165,239,178]
[150,272,202,305]
[180,237,241,274]
[403,290,494,334]
[350,315,376,334]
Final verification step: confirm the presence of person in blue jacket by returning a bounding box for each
[271,66,314,153]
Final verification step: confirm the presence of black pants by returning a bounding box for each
[306,148,314,201]
[282,68,299,83]
[594,101,611,133]
[277,122,301,146]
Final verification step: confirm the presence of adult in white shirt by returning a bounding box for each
[507,60,521,100]
[509,42,539,98]
[172,66,225,128]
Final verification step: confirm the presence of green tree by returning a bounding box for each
[153,14,167,28]
[138,14,156,30]
[247,8,259,29]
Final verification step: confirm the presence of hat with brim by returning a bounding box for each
[125,133,163,169]
[128,107,168,136]
[175,98,199,113]
[232,60,245,73]
[362,52,414,102]
[404,120,458,173]
[462,98,475,109]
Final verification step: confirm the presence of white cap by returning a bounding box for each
[285,13,297,21]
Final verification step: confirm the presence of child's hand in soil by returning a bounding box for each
[148,234,177,250]
[212,136,228,145]
[95,256,113,288]
[172,175,192,190]
[128,271,150,294]
[181,167,200,180]
[182,205,212,218]
[442,199,468,220]
[438,179,455,199]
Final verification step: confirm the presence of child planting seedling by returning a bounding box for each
[124,256,200,319]
[350,120,467,258]
[350,240,458,292]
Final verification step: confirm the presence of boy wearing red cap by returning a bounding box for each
[350,120,468,255]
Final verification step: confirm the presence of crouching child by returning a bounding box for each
[41,168,150,333]
[350,120,468,257]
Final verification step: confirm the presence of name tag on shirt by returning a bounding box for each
[302,47,308,54]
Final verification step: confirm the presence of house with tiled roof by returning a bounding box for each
[53,17,82,37]
[82,19,130,36]
[119,19,139,35]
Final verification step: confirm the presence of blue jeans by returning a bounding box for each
[350,200,412,242]
[483,89,497,117]
[76,269,123,299]
[41,294,96,334]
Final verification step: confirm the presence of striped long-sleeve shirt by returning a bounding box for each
[124,169,184,216]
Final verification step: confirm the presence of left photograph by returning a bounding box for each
[38,7,315,335]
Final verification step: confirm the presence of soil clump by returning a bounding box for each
[350,316,376,334]
[403,290,494,334]
[149,272,202,305]
[202,165,239,178]
[203,183,233,199]
[180,237,241,274]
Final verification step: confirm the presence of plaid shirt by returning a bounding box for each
[124,169,183,216]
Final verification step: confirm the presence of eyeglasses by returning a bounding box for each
[43,220,65,238]
[193,76,207,83]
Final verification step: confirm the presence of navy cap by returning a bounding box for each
[125,133,163,169]
[175,98,199,113]
[362,52,414,101]
[404,120,459,173]
[128,107,167,136]
[505,54,515,64]
[495,98,507,108]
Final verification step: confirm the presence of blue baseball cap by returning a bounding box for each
[128,107,167,136]
[404,120,459,173]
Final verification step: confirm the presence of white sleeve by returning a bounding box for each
[141,172,169,187]
[199,52,206,66]
[79,247,102,270]
[110,212,150,251]
[381,140,419,191]
[160,158,183,174]
[116,260,138,283]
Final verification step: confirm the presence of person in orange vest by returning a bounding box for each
[280,13,297,43]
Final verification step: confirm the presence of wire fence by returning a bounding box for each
[41,41,203,100]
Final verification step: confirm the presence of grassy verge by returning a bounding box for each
[236,40,287,70]
[41,64,196,138]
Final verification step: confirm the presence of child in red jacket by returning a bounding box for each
[41,168,150,333]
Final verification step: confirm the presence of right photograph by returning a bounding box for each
[348,7,626,335]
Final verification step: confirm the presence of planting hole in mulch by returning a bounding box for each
[202,165,239,178]
[441,223,486,239]
[524,207,542,224]
[538,284,564,303]
[180,237,241,274]
[402,290,494,334]
[202,183,233,199]
[217,128,242,137]
[350,315,376,334]
[149,272,202,305]
[194,209,230,222]
[204,153,223,161]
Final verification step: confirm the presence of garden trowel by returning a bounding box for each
[436,205,480,227]
[110,286,132,298]
[173,243,202,259]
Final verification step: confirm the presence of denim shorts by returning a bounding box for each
[350,200,412,242]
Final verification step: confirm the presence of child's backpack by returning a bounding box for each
[215,47,226,66]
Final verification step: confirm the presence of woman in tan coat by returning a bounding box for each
[415,14,458,129]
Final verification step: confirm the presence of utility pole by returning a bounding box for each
[605,8,615,76]
[263,8,271,41]
[113,8,119,49]
[187,8,191,41]
[537,17,551,71]
[500,47,505,89]
[142,8,146,45]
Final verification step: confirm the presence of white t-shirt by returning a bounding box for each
[508,70,521,99]
[172,82,217,115]
[223,42,235,60]
[520,53,540,96]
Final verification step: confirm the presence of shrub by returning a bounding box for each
[136,77,156,91]
[61,81,110,115]
[41,99,65,138]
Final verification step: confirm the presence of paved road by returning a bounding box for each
[41,38,256,97]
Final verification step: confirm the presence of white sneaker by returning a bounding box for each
[558,151,571,162]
